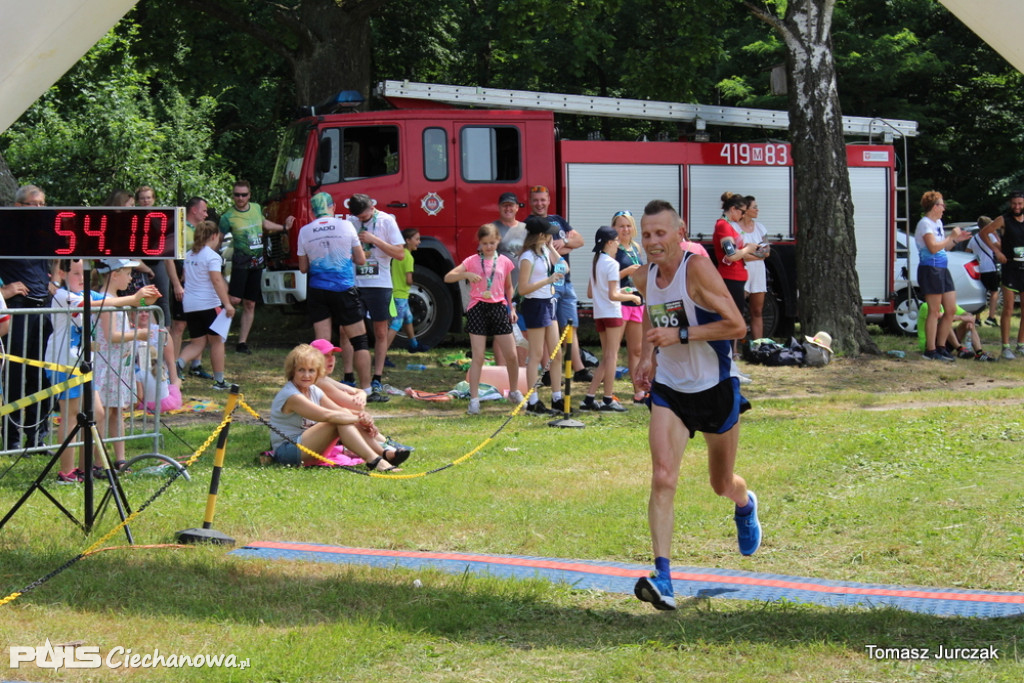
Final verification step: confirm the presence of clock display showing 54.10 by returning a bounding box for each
[0,207,184,259]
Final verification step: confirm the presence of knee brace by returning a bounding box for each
[349,333,369,352]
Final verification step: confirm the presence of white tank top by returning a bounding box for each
[646,253,737,393]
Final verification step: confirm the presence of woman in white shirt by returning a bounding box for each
[739,195,770,339]
[177,221,234,388]
[582,225,640,412]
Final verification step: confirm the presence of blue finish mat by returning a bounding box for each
[231,541,1024,618]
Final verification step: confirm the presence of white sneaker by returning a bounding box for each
[467,398,481,415]
[507,390,524,405]
[1002,346,1016,360]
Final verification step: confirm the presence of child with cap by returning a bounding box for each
[48,259,159,482]
[268,344,410,471]
[310,338,415,452]
[92,258,160,471]
[581,226,641,412]
[518,215,566,414]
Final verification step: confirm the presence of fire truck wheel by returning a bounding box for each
[405,268,453,348]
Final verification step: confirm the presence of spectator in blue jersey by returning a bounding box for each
[296,192,376,398]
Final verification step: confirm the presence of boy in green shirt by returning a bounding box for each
[388,228,428,352]
[917,302,995,361]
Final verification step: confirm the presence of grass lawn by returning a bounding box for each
[1,321,1023,682]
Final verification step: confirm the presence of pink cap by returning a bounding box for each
[310,339,342,355]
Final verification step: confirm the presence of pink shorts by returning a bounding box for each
[622,305,645,324]
[145,384,183,413]
[595,317,625,332]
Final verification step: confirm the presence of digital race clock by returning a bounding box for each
[0,207,184,259]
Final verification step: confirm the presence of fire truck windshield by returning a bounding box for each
[269,123,312,199]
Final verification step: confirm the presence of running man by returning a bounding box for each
[631,199,762,611]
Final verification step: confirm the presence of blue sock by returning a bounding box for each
[735,499,753,516]
[655,556,671,578]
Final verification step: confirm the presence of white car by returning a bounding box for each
[885,227,987,335]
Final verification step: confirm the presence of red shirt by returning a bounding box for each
[712,218,748,281]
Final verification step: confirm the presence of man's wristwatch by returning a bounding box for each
[678,326,689,344]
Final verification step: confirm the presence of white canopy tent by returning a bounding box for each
[0,0,138,133]
[939,1,1024,72]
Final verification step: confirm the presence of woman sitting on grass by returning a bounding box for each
[269,344,411,471]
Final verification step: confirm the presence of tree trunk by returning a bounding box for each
[291,0,380,105]
[749,0,878,355]
[187,0,386,106]
[0,151,17,206]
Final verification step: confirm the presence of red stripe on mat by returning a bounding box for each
[244,541,1024,605]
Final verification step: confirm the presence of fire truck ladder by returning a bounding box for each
[377,80,919,139]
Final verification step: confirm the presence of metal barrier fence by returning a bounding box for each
[0,304,164,458]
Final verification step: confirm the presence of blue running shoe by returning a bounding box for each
[735,490,762,556]
[634,573,676,610]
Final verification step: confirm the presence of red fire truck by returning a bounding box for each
[262,81,917,347]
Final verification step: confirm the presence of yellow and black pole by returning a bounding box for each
[176,385,240,546]
[548,324,585,429]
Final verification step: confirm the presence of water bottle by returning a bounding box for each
[554,259,569,276]
[886,350,906,359]
[407,363,428,371]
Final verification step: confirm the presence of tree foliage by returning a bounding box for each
[373,0,732,141]
[719,0,1024,220]
[3,0,1023,227]
[0,25,233,206]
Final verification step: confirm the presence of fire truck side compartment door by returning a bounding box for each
[564,163,682,307]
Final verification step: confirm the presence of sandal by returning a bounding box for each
[114,460,131,473]
[365,456,397,472]
[382,448,411,467]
